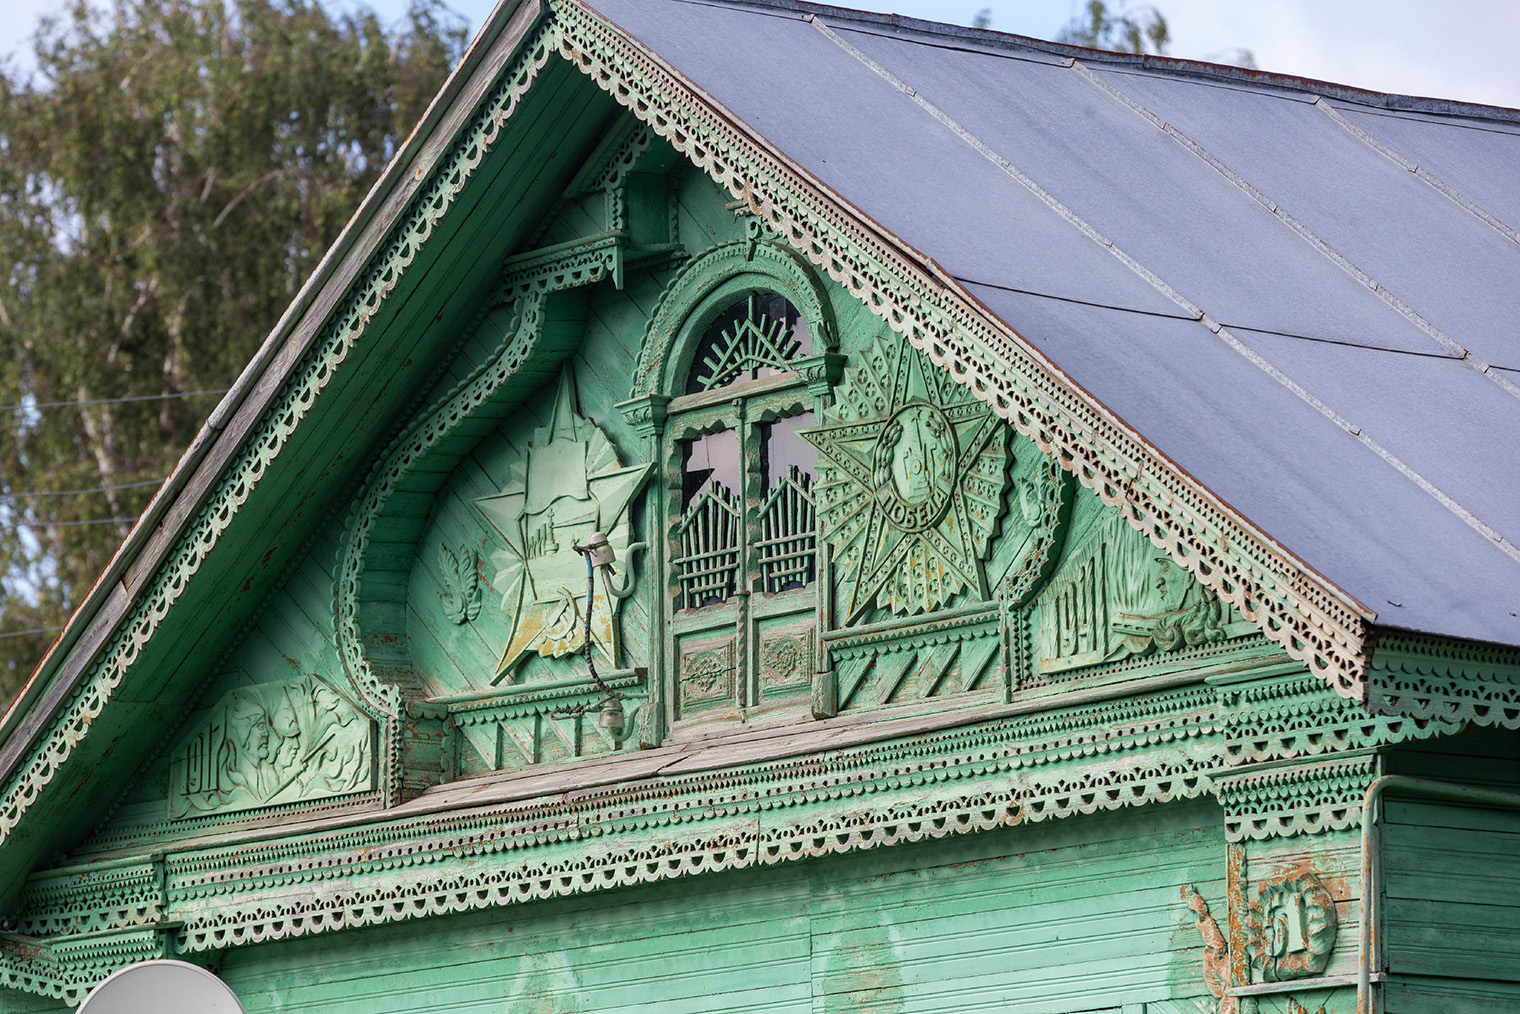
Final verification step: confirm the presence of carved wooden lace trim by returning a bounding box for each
[553,0,1373,700]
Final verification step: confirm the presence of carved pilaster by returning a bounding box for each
[617,392,671,746]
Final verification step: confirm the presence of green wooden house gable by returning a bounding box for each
[1,3,1519,1013]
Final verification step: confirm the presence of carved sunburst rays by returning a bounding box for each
[691,294,804,391]
[805,333,1009,622]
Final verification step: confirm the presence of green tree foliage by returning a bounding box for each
[0,0,467,698]
[1055,0,1170,56]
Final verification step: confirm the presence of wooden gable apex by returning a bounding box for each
[0,0,1514,888]
[3,1,1520,1004]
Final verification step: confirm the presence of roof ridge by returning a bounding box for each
[677,0,1520,125]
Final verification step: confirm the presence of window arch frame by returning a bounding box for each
[622,239,843,731]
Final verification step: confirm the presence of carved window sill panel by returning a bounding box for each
[1014,633,1289,703]
[427,668,645,711]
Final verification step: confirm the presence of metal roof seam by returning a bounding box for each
[810,17,1205,327]
[809,19,1520,574]
[743,0,1520,124]
[1071,61,1520,408]
[826,21,1079,71]
[1211,322,1520,564]
[1315,98,1520,251]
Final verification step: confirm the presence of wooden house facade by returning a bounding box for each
[2,2,1519,1012]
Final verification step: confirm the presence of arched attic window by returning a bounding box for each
[673,293,818,608]
[633,252,840,726]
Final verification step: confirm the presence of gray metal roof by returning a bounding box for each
[582,0,1520,648]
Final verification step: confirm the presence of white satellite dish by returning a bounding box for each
[78,959,246,1014]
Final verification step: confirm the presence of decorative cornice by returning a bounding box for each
[1369,632,1520,728]
[552,0,1373,701]
[155,681,1216,952]
[0,926,167,1005]
[1219,671,1454,767]
[0,652,1474,1000]
[1215,752,1378,842]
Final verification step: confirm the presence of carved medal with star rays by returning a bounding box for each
[803,333,1010,623]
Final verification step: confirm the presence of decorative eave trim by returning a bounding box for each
[1369,631,1520,728]
[133,684,1229,954]
[1,652,1468,999]
[0,3,559,852]
[552,0,1375,701]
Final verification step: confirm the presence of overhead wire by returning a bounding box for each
[0,390,207,520]
[0,626,64,641]
[14,516,140,529]
[0,388,229,413]
[0,478,163,500]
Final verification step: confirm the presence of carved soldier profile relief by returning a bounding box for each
[168,674,372,819]
[804,332,1009,622]
[475,368,652,679]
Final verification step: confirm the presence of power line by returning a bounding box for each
[1,478,163,500]
[0,626,64,641]
[0,388,229,414]
[14,516,139,529]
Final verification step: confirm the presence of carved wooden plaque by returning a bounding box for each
[474,368,652,679]
[804,332,1009,624]
[169,675,372,819]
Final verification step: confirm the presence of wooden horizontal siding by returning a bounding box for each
[1383,975,1520,1014]
[216,800,1222,1014]
[1381,798,1520,985]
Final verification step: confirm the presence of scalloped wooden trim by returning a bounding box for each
[553,0,1373,702]
[335,295,545,721]
[1370,632,1520,728]
[4,663,1467,998]
[0,19,561,849]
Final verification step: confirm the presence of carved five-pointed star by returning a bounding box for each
[803,334,1009,622]
[474,368,651,679]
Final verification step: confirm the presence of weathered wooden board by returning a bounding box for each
[213,802,1224,1014]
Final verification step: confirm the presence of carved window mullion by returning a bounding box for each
[738,398,766,706]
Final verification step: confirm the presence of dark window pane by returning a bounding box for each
[761,410,816,490]
[757,411,817,593]
[676,429,741,608]
[680,428,740,508]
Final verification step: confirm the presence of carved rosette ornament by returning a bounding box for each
[804,333,1009,622]
[1246,872,1338,982]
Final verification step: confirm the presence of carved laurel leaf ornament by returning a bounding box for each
[437,543,483,624]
